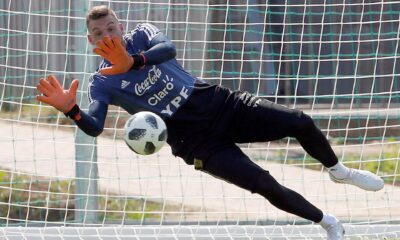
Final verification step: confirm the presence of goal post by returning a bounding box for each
[0,0,399,239]
[71,0,98,225]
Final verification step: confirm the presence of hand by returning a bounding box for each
[36,75,78,113]
[93,35,134,75]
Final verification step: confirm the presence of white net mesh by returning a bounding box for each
[0,0,399,238]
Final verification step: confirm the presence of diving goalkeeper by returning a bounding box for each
[36,5,385,240]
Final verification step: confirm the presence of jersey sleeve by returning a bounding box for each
[129,23,161,49]
[88,74,111,105]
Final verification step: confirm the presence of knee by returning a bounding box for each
[253,172,296,208]
[253,171,287,202]
[292,112,317,136]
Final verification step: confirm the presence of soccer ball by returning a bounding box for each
[123,111,167,155]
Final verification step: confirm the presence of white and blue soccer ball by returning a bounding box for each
[123,111,167,155]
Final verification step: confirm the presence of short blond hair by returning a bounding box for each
[86,5,118,29]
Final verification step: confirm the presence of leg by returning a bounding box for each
[225,93,339,167]
[198,145,345,239]
[226,93,384,191]
[287,111,338,168]
[276,110,383,191]
[199,145,323,222]
[253,170,323,222]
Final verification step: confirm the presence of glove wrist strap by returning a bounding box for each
[64,104,81,121]
[130,53,146,70]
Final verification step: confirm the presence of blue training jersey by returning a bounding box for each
[88,23,197,118]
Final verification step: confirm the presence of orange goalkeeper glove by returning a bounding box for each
[36,75,79,117]
[93,35,134,75]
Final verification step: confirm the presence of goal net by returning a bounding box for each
[0,0,399,239]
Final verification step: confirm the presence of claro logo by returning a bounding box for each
[134,66,162,96]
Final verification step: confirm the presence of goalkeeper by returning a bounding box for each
[36,5,384,240]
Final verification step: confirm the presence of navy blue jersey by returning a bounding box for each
[79,23,230,161]
[88,23,197,118]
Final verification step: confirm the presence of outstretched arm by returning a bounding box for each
[73,100,108,137]
[36,75,107,137]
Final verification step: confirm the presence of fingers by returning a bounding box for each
[93,47,109,59]
[36,95,52,105]
[94,36,125,62]
[47,75,63,89]
[103,36,115,49]
[95,35,122,52]
[37,78,54,92]
[95,36,112,55]
[68,79,79,96]
[36,83,52,96]
[94,35,128,74]
[112,36,125,51]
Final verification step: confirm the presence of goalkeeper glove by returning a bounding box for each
[93,36,146,75]
[36,75,81,120]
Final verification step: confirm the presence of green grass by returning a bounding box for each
[0,171,75,224]
[0,170,186,225]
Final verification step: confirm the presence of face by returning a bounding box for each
[87,14,124,45]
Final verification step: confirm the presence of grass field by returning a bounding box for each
[0,169,186,225]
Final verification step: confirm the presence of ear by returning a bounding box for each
[87,34,94,45]
[119,23,124,33]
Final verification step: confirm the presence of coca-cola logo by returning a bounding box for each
[134,66,162,96]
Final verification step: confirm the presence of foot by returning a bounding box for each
[324,221,345,240]
[329,168,384,191]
